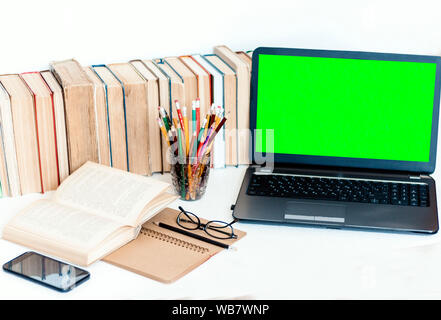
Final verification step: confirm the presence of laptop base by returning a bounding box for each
[232,166,439,234]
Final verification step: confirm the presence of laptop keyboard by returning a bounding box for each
[247,174,430,207]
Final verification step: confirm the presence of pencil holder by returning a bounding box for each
[170,152,211,201]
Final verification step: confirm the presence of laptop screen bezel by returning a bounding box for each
[250,47,441,174]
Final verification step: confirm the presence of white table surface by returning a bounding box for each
[2,165,441,300]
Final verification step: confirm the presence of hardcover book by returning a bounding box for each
[83,67,111,167]
[0,82,21,196]
[214,46,250,165]
[20,72,59,192]
[236,51,252,74]
[90,65,129,171]
[40,70,69,183]
[153,59,185,129]
[192,54,226,168]
[130,60,163,173]
[0,74,41,194]
[204,54,238,167]
[179,55,212,117]
[145,59,175,172]
[163,57,198,133]
[107,63,151,176]
[50,59,99,173]
[0,121,9,197]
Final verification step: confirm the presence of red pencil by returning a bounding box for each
[175,100,185,136]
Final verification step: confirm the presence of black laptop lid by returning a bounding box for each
[250,47,441,173]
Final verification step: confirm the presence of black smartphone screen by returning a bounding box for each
[3,251,90,292]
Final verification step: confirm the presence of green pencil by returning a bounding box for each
[159,107,171,131]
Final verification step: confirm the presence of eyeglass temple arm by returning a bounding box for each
[178,206,196,222]
[226,219,239,227]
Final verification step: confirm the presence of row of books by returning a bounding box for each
[0,45,253,197]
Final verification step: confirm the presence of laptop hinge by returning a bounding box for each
[409,175,422,180]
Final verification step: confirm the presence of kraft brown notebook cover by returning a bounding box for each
[103,208,246,283]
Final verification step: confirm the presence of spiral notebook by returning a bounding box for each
[103,208,246,283]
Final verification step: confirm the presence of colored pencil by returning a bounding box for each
[159,107,171,131]
[195,98,200,136]
[192,101,197,135]
[157,117,170,146]
[175,100,185,134]
[177,127,186,198]
[182,105,189,155]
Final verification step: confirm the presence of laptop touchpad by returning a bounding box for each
[284,201,346,224]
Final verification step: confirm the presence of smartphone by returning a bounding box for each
[3,251,90,292]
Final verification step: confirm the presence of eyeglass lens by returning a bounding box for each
[177,207,238,239]
[177,210,200,230]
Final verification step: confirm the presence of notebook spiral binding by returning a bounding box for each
[141,227,209,254]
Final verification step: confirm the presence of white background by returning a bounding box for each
[0,0,440,73]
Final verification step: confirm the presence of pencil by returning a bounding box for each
[177,127,186,198]
[187,131,197,200]
[195,98,200,135]
[159,106,171,131]
[182,105,189,155]
[175,100,185,134]
[197,123,216,159]
[202,114,210,143]
[208,103,215,127]
[157,117,170,146]
[177,121,186,159]
[170,127,178,156]
[195,118,227,169]
[188,131,197,160]
[197,118,207,145]
[154,222,230,249]
[192,101,197,136]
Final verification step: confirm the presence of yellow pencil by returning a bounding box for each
[157,117,170,146]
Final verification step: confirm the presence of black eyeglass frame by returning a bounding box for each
[176,206,238,239]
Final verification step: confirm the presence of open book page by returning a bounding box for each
[53,162,172,226]
[135,191,179,226]
[3,199,124,252]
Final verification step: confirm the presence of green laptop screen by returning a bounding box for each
[255,54,437,162]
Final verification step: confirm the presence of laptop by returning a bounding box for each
[232,47,441,234]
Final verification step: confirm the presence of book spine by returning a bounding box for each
[104,66,130,172]
[0,122,10,197]
[19,73,44,193]
[39,73,61,186]
[91,65,114,168]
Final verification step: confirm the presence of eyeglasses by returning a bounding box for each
[176,206,238,239]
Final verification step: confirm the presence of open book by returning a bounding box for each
[2,162,178,266]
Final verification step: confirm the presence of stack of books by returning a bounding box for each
[0,45,253,197]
